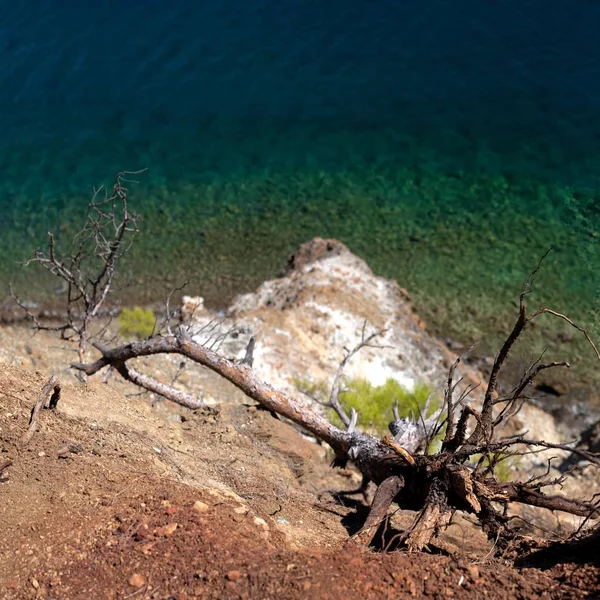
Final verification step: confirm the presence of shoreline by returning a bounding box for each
[1,167,598,411]
[4,246,599,433]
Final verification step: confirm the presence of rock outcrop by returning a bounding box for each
[180,238,600,530]
[185,238,562,450]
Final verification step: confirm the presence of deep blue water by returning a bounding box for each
[1,0,600,330]
[2,0,600,192]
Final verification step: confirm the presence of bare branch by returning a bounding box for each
[467,248,598,447]
[242,336,256,367]
[443,355,464,445]
[113,361,206,410]
[485,437,600,466]
[73,334,350,455]
[345,407,358,434]
[14,171,144,366]
[327,324,386,426]
[528,308,600,361]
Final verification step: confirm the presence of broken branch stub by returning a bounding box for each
[22,375,61,446]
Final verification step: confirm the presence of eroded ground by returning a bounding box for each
[0,363,598,600]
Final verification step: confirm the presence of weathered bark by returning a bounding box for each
[477,479,600,518]
[73,335,351,455]
[403,480,452,552]
[114,361,206,410]
[352,475,405,546]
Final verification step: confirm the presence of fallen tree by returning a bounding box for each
[16,173,600,552]
[71,258,600,552]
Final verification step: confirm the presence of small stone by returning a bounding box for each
[233,505,249,515]
[31,578,39,590]
[128,573,146,588]
[38,452,45,457]
[165,507,178,515]
[116,521,129,534]
[303,581,312,591]
[193,501,209,513]
[466,565,479,580]
[156,523,178,536]
[226,570,242,581]
[253,517,268,528]
[141,543,155,555]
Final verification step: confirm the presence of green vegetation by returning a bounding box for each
[294,375,439,439]
[336,378,437,436]
[117,307,156,340]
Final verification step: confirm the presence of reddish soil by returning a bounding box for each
[1,362,599,600]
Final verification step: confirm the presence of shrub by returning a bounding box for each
[117,306,156,340]
[337,378,437,436]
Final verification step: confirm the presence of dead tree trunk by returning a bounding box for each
[73,304,600,552]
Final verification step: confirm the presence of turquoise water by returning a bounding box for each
[1,1,599,379]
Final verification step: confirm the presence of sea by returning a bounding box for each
[1,0,599,384]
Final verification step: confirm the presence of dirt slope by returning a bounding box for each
[0,362,598,600]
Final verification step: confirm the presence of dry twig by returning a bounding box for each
[13,171,144,369]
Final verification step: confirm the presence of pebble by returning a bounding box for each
[226,570,242,581]
[466,565,480,580]
[128,573,146,588]
[193,501,209,513]
[141,543,155,555]
[253,517,268,528]
[156,523,178,536]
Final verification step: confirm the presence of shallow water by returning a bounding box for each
[1,1,599,376]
